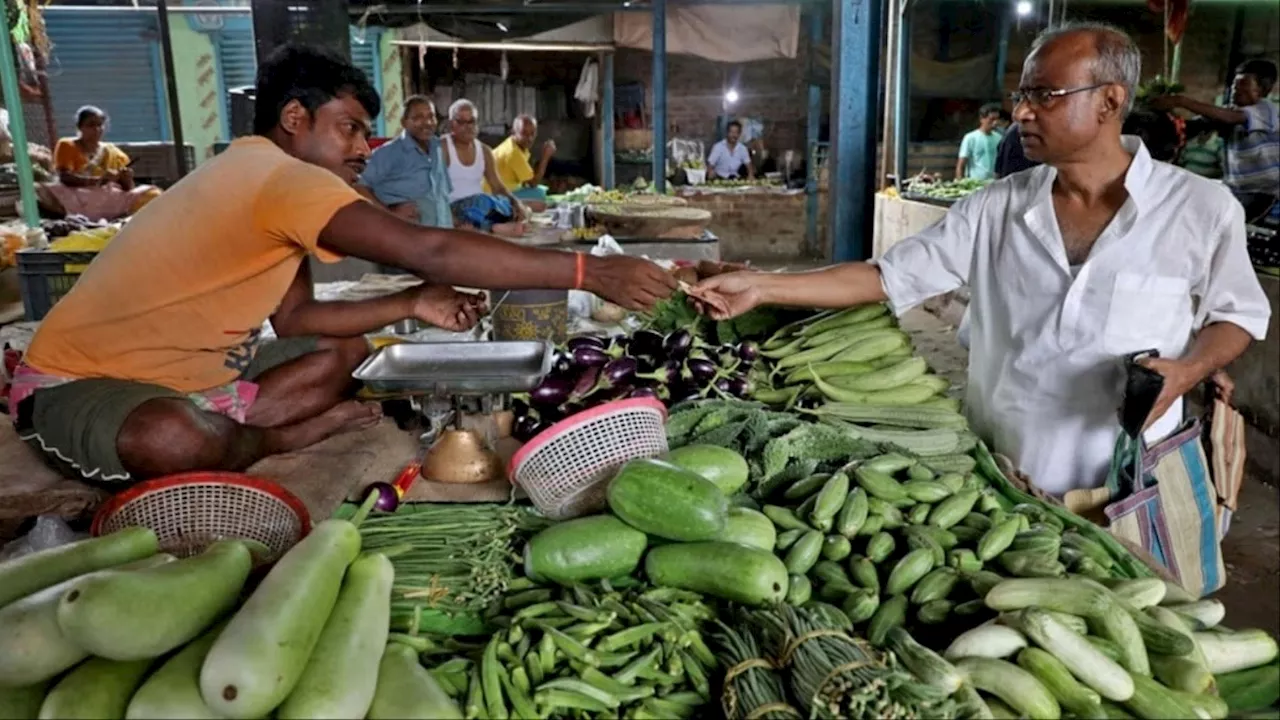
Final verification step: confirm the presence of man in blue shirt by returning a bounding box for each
[358,95,452,229]
[955,103,1004,180]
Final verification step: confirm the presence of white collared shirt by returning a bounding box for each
[877,137,1271,495]
[708,140,750,177]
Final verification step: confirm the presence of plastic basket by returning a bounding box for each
[16,249,98,321]
[91,472,311,564]
[510,398,668,520]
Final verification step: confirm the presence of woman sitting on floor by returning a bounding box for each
[36,106,162,221]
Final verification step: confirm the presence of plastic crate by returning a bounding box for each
[17,249,98,321]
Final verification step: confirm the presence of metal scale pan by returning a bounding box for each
[352,341,554,396]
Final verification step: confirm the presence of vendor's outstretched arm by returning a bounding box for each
[318,200,677,311]
[693,263,888,320]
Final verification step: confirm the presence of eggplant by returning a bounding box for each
[610,334,630,349]
[713,378,733,396]
[664,330,693,358]
[511,397,530,418]
[567,335,606,352]
[666,381,702,405]
[571,345,610,368]
[601,357,638,386]
[728,376,750,398]
[686,358,719,384]
[628,330,664,358]
[362,482,400,513]
[552,354,573,375]
[628,386,660,400]
[573,366,602,398]
[513,414,542,442]
[531,374,575,408]
[737,341,760,363]
[559,403,583,418]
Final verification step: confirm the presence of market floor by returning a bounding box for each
[901,308,1280,637]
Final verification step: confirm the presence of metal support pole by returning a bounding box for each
[156,0,189,178]
[651,0,667,193]
[804,8,823,255]
[829,0,881,261]
[602,51,615,190]
[1169,40,1183,85]
[0,20,40,224]
[994,0,1012,98]
[879,0,898,188]
[893,0,911,192]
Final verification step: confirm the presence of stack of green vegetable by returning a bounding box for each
[0,501,458,720]
[903,176,989,203]
[935,575,1280,719]
[353,502,551,635]
[418,581,721,719]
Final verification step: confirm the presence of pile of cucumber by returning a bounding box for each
[935,576,1280,719]
[0,517,456,719]
[752,303,979,459]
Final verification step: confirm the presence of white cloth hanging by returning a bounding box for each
[575,59,599,119]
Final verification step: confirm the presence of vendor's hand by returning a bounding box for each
[585,255,679,312]
[1211,369,1235,405]
[410,285,487,332]
[690,271,766,320]
[541,140,557,159]
[1136,355,1203,429]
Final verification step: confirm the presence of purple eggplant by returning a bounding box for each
[628,330,664,358]
[664,330,693,358]
[713,378,733,396]
[667,382,702,405]
[571,345,610,369]
[553,354,573,375]
[629,386,660,400]
[737,341,760,363]
[567,335,606,352]
[728,375,750,398]
[559,403,583,418]
[601,357,638,386]
[511,397,531,417]
[573,366,601,398]
[513,414,542,442]
[362,482,400,513]
[531,374,575,408]
[686,358,719,384]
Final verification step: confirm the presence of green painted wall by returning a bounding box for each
[165,17,224,164]
[381,31,404,137]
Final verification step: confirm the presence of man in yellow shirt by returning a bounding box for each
[11,46,675,484]
[487,115,555,210]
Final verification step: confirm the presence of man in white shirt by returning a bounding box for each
[692,23,1270,495]
[707,121,755,181]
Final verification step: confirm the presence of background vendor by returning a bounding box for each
[443,99,527,237]
[36,106,161,221]
[707,121,755,181]
[488,114,555,212]
[358,95,452,229]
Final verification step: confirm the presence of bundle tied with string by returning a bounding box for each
[748,606,959,720]
[714,621,801,720]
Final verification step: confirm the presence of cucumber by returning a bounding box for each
[836,488,869,538]
[867,594,908,646]
[607,459,728,541]
[911,567,959,605]
[783,473,833,501]
[717,508,777,551]
[1216,661,1280,712]
[848,555,880,593]
[126,622,226,720]
[664,445,750,495]
[524,515,647,584]
[0,682,47,720]
[886,627,962,694]
[930,490,981,529]
[954,657,1061,720]
[841,589,880,623]
[0,527,159,609]
[775,529,803,551]
[39,657,153,720]
[200,519,362,720]
[917,599,953,624]
[810,472,851,532]
[786,575,813,605]
[866,532,896,563]
[783,531,824,575]
[854,466,908,503]
[0,555,175,687]
[277,553,394,719]
[57,540,253,661]
[644,542,788,606]
[1017,648,1106,720]
[886,548,936,595]
[978,518,1020,561]
[367,642,463,719]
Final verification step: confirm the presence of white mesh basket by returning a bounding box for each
[91,472,310,564]
[510,398,669,520]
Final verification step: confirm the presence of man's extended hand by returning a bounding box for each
[411,285,487,332]
[584,256,678,312]
[541,140,557,160]
[689,271,767,320]
[1147,94,1182,112]
[1136,355,1203,429]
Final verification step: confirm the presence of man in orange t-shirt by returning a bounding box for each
[12,45,676,484]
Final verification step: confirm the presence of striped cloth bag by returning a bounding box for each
[1103,418,1226,598]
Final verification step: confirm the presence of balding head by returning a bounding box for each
[1027,22,1141,117]
[512,114,538,150]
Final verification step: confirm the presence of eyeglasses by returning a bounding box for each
[1010,83,1107,108]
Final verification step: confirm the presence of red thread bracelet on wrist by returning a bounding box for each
[574,252,586,290]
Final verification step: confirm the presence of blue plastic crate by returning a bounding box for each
[16,249,99,321]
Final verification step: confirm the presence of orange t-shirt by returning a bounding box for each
[25,137,362,392]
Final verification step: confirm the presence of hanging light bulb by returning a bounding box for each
[1016,1,1033,16]
[725,89,740,104]
[501,51,509,82]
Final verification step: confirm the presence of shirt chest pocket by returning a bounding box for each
[1103,272,1194,355]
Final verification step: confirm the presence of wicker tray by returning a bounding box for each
[588,204,712,240]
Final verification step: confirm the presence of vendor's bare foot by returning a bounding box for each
[271,401,382,452]
[492,221,526,237]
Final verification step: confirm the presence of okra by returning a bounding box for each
[613,647,661,685]
[503,589,553,609]
[543,627,600,667]
[534,688,612,714]
[482,636,508,719]
[596,622,667,652]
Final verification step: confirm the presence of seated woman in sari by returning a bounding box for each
[36,106,161,221]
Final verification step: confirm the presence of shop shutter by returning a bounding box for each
[216,24,384,134]
[43,10,166,143]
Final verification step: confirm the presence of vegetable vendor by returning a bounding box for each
[36,106,162,221]
[693,23,1271,495]
[442,99,528,237]
[357,95,453,230]
[10,45,676,485]
[707,121,755,181]
[487,114,556,211]
[1151,59,1279,224]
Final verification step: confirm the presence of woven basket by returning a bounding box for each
[616,129,653,152]
[589,205,712,240]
